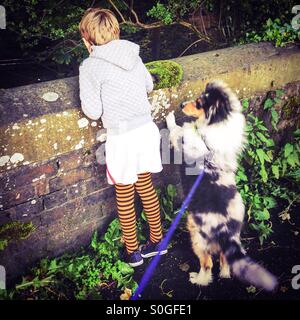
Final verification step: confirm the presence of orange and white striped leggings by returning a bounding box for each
[115,172,163,253]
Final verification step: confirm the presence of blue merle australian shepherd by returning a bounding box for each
[166,80,278,291]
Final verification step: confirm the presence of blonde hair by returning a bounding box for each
[79,8,120,45]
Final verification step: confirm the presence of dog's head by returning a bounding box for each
[181,81,233,125]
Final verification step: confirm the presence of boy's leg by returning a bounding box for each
[115,183,139,254]
[134,172,163,244]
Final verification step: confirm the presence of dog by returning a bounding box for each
[166,80,278,291]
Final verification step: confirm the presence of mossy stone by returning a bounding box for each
[145,60,183,90]
[282,96,300,118]
[0,221,36,251]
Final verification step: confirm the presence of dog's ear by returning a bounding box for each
[204,82,232,124]
[205,84,230,110]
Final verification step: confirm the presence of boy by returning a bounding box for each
[79,8,167,267]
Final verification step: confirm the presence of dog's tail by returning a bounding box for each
[219,232,278,292]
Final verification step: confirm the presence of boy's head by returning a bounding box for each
[79,8,120,48]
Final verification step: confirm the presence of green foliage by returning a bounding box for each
[147,2,173,25]
[0,221,36,251]
[241,98,250,111]
[159,184,183,228]
[237,91,300,245]
[240,18,300,47]
[3,0,88,64]
[147,0,202,25]
[146,60,183,89]
[120,23,139,34]
[3,0,298,68]
[1,183,182,300]
[9,217,137,300]
[0,240,8,251]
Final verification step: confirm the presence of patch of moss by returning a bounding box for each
[146,60,183,90]
[0,239,8,251]
[0,221,36,251]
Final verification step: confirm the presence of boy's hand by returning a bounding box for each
[96,131,107,142]
[166,111,177,129]
[166,111,183,150]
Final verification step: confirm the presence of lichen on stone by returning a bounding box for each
[0,221,36,251]
[42,92,59,102]
[146,60,183,90]
[10,153,24,164]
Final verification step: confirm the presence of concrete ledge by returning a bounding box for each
[0,43,300,172]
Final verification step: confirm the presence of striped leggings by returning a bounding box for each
[115,172,163,253]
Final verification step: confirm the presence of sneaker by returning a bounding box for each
[125,250,144,267]
[140,240,168,258]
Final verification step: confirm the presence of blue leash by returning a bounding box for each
[131,169,205,300]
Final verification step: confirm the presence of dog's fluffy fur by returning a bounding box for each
[166,80,278,291]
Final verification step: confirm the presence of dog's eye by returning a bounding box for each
[196,99,202,109]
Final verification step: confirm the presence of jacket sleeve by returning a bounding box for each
[142,63,154,94]
[79,62,103,121]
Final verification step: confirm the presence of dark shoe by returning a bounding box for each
[125,250,144,267]
[140,240,168,258]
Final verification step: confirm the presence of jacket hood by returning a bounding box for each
[90,40,140,70]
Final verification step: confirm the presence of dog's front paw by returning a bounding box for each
[189,272,200,285]
[189,269,212,286]
[166,111,176,129]
[219,265,231,279]
[169,126,183,151]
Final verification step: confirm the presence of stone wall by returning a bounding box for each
[1,42,300,281]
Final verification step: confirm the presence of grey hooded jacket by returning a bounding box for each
[79,40,154,135]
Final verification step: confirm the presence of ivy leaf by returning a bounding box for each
[237,169,248,182]
[242,99,249,110]
[264,98,274,110]
[246,286,257,293]
[266,138,275,147]
[293,129,300,137]
[245,124,253,132]
[272,165,280,179]
[259,165,268,182]
[284,143,294,158]
[274,97,281,104]
[275,89,284,97]
[287,152,299,168]
[271,109,279,130]
[266,150,273,161]
[167,184,177,198]
[266,18,273,27]
[141,210,147,221]
[91,231,98,251]
[264,196,277,209]
[256,149,271,164]
[117,261,134,275]
[257,124,268,131]
[255,208,270,221]
[256,132,268,143]
[256,149,265,164]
